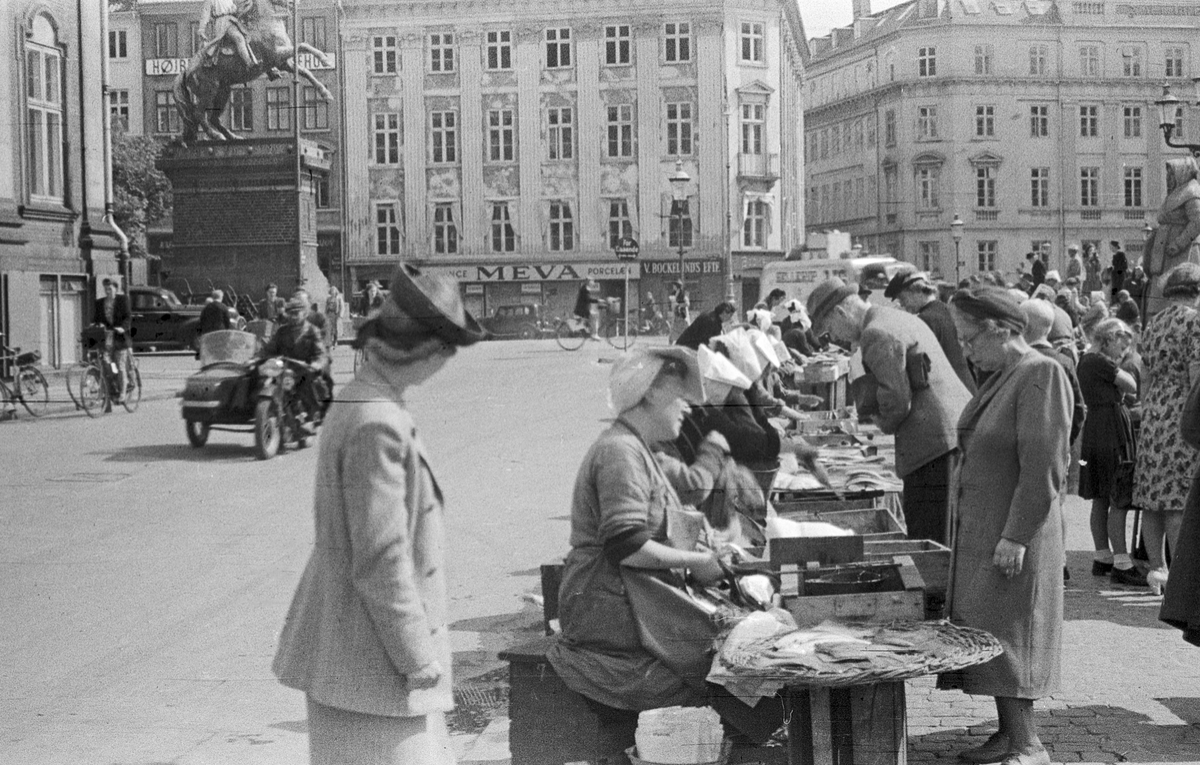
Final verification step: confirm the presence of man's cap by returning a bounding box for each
[806,277,856,333]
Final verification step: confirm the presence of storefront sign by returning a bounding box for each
[421,262,639,282]
[640,259,724,276]
[145,58,190,76]
[297,52,336,70]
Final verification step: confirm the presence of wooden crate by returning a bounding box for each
[779,556,925,628]
[771,491,887,517]
[788,682,907,765]
[864,539,950,594]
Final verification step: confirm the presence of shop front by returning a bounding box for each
[638,257,727,317]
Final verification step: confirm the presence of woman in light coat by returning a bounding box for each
[945,287,1072,765]
[273,264,485,765]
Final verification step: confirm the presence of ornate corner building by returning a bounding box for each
[805,0,1200,281]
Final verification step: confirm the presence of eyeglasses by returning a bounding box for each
[958,326,991,349]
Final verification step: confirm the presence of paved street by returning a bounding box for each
[2,339,1199,765]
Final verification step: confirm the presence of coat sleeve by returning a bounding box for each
[656,437,724,506]
[1003,362,1071,545]
[861,328,912,434]
[343,422,438,675]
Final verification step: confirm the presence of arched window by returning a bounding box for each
[25,13,65,203]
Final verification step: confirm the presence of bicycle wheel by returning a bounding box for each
[605,318,637,351]
[555,322,586,351]
[122,364,142,413]
[16,366,50,417]
[79,366,108,418]
[64,363,86,409]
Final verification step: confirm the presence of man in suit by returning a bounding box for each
[808,277,972,544]
[199,289,237,335]
[93,277,132,404]
[260,283,286,322]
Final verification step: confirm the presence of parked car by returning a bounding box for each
[127,286,205,351]
[478,303,545,339]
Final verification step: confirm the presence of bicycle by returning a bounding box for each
[76,327,142,417]
[0,333,50,418]
[553,310,638,351]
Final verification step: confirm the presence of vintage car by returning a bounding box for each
[128,286,205,352]
[478,303,545,339]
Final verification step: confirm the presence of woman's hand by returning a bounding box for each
[703,430,731,454]
[688,551,725,585]
[993,538,1027,578]
[406,661,442,690]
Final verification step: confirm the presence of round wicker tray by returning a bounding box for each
[717,620,1003,689]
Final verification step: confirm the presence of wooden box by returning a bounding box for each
[770,491,887,517]
[768,535,864,568]
[788,682,907,765]
[864,539,951,594]
[780,556,925,628]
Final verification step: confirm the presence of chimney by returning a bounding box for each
[852,0,872,19]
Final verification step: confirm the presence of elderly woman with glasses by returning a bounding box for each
[944,287,1072,765]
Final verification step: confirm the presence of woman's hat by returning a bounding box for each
[746,328,782,370]
[746,308,772,332]
[366,280,382,289]
[883,270,926,299]
[697,344,752,391]
[608,346,703,413]
[1163,262,1200,297]
[356,263,486,348]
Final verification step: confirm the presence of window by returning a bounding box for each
[666,102,693,155]
[433,204,458,254]
[1030,167,1050,207]
[266,87,290,130]
[743,200,768,248]
[1166,46,1186,78]
[866,118,876,146]
[548,107,573,160]
[108,29,127,60]
[188,21,203,57]
[741,103,764,154]
[490,202,516,252]
[429,33,455,73]
[373,35,397,74]
[1080,167,1100,207]
[1123,106,1141,138]
[1079,105,1099,137]
[302,87,328,130]
[830,124,841,155]
[916,166,940,209]
[154,90,178,134]
[1080,45,1100,77]
[853,118,864,148]
[1124,167,1143,207]
[487,109,514,162]
[818,129,828,159]
[669,199,693,248]
[1176,106,1187,140]
[664,22,691,63]
[315,176,330,209]
[884,109,896,147]
[430,111,457,163]
[486,30,512,70]
[975,105,995,138]
[919,242,941,275]
[546,28,572,69]
[1029,105,1049,137]
[549,202,574,251]
[974,44,993,75]
[605,25,631,66]
[606,104,633,158]
[1029,44,1048,76]
[108,90,129,132]
[373,112,400,164]
[917,105,938,140]
[26,20,64,201]
[1121,46,1142,77]
[977,241,997,272]
[229,86,252,131]
[607,200,633,249]
[301,16,327,50]
[740,22,764,63]
[376,203,401,256]
[152,22,177,58]
[918,47,936,77]
[976,166,996,208]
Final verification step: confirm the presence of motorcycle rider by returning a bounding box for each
[258,296,329,424]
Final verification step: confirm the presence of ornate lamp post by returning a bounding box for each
[1155,83,1200,156]
[950,214,965,285]
[669,159,691,285]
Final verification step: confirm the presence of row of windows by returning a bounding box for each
[806,176,877,225]
[111,17,331,60]
[139,87,329,135]
[805,115,877,162]
[873,165,1146,211]
[916,43,1188,79]
[368,20,767,75]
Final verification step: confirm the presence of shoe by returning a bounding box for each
[1111,566,1148,587]
[589,334,602,341]
[1091,560,1114,576]
[999,749,1050,765]
[959,732,1011,763]
[1147,568,1168,595]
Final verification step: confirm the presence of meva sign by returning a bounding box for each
[422,262,640,282]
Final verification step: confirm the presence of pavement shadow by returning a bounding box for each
[1063,549,1174,631]
[91,443,257,464]
[1158,696,1200,725]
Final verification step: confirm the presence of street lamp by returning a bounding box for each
[669,159,691,285]
[1155,82,1200,155]
[950,214,965,285]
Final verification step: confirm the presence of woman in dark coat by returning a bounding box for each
[675,302,735,350]
[946,287,1071,765]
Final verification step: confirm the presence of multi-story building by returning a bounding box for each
[804,0,1200,281]
[131,0,345,289]
[1,1,123,369]
[339,0,807,319]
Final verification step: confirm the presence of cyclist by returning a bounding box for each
[573,279,603,341]
[93,277,132,404]
[642,291,661,330]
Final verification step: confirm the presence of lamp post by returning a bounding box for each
[1155,82,1200,156]
[669,159,691,286]
[950,214,965,285]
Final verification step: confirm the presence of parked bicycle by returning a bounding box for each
[76,327,142,417]
[0,333,50,418]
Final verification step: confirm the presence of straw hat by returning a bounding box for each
[355,263,486,348]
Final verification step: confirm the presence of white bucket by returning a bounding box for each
[633,706,724,765]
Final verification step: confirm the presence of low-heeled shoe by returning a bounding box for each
[1111,566,1147,587]
[959,740,1011,763]
[999,749,1051,765]
[1091,560,1113,576]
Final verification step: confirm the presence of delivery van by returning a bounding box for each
[758,256,910,309]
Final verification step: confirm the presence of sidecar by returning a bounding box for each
[180,330,260,448]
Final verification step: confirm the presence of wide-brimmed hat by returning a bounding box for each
[697,344,751,391]
[883,270,927,299]
[806,277,856,334]
[356,263,485,348]
[608,346,703,413]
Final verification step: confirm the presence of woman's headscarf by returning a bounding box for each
[783,298,812,330]
[608,347,703,414]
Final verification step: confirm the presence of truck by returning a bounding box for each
[758,255,911,309]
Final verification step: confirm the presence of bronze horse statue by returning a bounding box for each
[173,0,332,145]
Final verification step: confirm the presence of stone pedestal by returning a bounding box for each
[156,138,331,303]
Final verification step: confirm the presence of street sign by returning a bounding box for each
[614,237,640,261]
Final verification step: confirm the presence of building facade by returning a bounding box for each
[339,0,807,320]
[804,0,1200,282]
[130,0,345,291]
[1,1,123,369]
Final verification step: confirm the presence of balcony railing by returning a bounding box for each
[975,209,999,222]
[1123,209,1146,220]
[737,152,780,180]
[1080,209,1102,221]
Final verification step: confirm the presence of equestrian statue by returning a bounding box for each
[174,0,332,146]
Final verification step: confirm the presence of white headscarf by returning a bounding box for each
[607,347,704,414]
